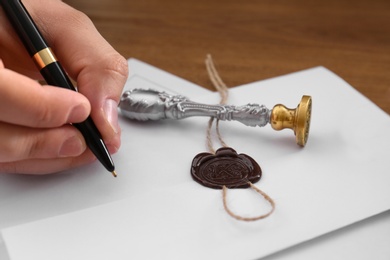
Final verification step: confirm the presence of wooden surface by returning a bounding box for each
[64,0,390,114]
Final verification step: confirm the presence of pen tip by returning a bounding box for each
[112,171,117,178]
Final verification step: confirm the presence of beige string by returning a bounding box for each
[205,54,229,104]
[205,54,275,221]
[205,54,229,153]
[223,183,276,221]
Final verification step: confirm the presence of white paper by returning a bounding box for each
[2,60,390,260]
[262,210,390,260]
[0,58,211,231]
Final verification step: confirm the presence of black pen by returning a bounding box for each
[1,0,117,177]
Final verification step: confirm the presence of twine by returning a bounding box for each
[205,54,229,153]
[223,183,276,221]
[205,54,275,221]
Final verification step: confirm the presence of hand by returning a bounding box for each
[0,0,128,174]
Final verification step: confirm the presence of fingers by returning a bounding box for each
[0,124,86,163]
[0,63,93,173]
[75,58,127,153]
[0,66,91,128]
[0,149,97,175]
[0,7,40,78]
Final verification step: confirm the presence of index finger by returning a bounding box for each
[0,66,91,128]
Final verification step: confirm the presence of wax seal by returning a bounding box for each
[191,147,261,189]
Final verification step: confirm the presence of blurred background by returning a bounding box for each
[64,0,390,114]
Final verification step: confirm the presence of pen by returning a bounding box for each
[0,0,117,177]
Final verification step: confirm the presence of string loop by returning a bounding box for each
[223,183,276,221]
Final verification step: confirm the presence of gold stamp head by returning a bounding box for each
[270,96,312,147]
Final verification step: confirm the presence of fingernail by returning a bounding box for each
[104,99,120,134]
[59,136,86,157]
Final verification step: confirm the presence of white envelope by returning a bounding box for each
[1,59,390,260]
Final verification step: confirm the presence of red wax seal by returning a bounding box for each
[191,147,261,189]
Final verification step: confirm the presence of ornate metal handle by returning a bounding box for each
[119,89,312,146]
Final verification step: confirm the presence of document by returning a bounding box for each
[1,59,390,260]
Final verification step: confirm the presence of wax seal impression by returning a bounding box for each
[191,147,262,189]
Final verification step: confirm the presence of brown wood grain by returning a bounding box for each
[64,0,390,114]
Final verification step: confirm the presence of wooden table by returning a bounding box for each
[64,0,390,114]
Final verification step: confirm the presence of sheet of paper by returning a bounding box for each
[0,58,212,231]
[0,58,212,257]
[2,60,390,260]
[263,210,390,260]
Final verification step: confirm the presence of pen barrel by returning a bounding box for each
[73,118,115,173]
[1,0,47,55]
[40,62,77,91]
[41,63,115,172]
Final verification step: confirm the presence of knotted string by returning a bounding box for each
[205,54,275,221]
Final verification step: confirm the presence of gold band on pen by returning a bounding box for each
[32,47,57,70]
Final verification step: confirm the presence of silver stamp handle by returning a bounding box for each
[119,89,270,127]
